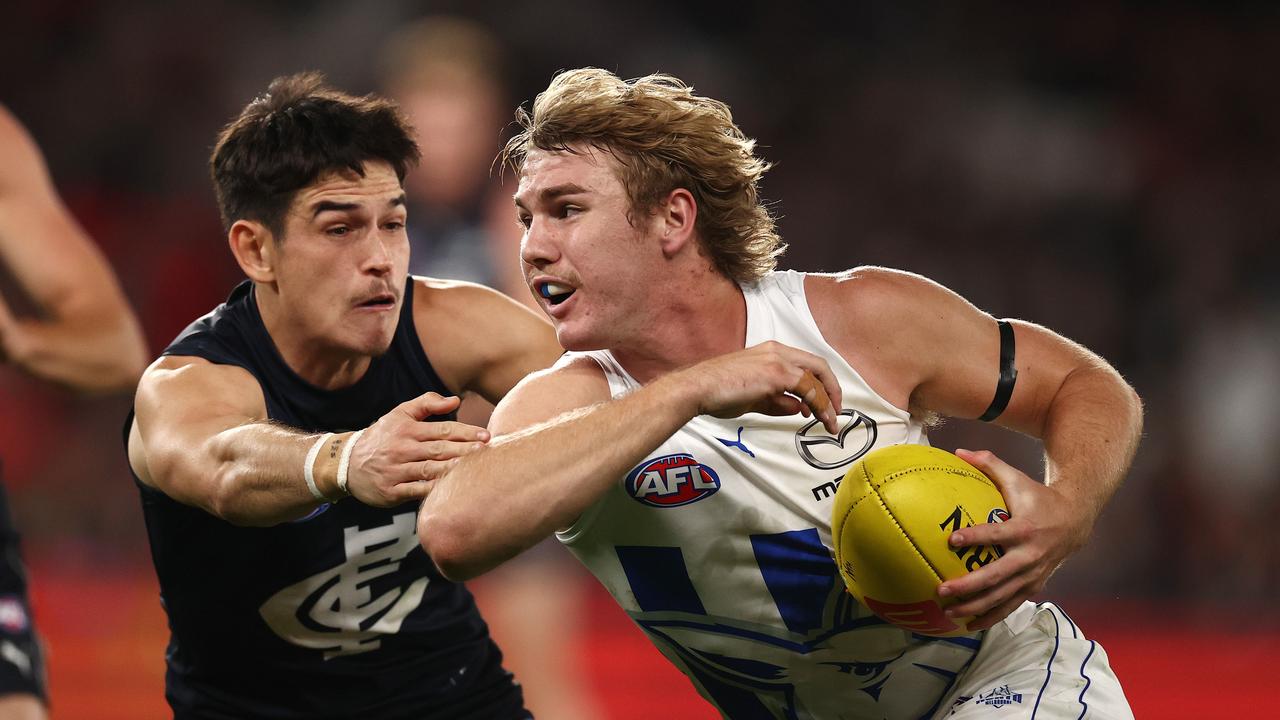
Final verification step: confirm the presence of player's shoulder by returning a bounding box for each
[412,275,540,325]
[412,274,515,303]
[138,354,259,396]
[807,265,946,302]
[806,266,955,329]
[488,355,610,436]
[411,274,497,299]
[409,274,557,369]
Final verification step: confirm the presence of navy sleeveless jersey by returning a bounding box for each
[130,279,526,719]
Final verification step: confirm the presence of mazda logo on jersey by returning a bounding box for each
[794,409,878,470]
[625,453,721,508]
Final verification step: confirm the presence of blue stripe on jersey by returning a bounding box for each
[914,633,984,651]
[686,663,780,719]
[1056,603,1081,638]
[1032,606,1063,719]
[750,528,838,635]
[1077,640,1097,720]
[616,546,706,614]
[639,618,809,654]
[912,663,965,720]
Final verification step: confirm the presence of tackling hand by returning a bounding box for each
[344,392,490,507]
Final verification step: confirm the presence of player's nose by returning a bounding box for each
[520,217,559,270]
[362,241,393,278]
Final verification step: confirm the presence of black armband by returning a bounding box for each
[978,319,1017,422]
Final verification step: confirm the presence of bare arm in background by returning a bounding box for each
[0,106,147,392]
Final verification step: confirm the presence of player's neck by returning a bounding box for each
[613,271,746,385]
[254,288,373,390]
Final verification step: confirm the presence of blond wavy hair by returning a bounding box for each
[501,68,784,283]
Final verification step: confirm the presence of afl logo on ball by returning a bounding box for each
[625,453,721,508]
[988,508,1011,557]
[794,409,878,470]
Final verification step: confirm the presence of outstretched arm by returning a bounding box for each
[420,341,841,580]
[130,356,489,526]
[0,106,146,392]
[808,269,1142,629]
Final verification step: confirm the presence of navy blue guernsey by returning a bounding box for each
[130,279,526,720]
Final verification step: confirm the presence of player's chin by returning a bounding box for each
[554,325,609,353]
[555,330,604,353]
[346,327,396,358]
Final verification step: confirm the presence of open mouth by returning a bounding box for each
[357,293,396,309]
[537,281,575,306]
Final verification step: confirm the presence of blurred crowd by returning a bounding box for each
[1,0,1276,648]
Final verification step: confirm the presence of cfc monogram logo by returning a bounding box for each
[259,513,428,659]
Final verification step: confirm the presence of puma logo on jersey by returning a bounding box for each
[259,513,428,659]
[626,453,721,508]
[794,409,878,470]
[716,426,756,457]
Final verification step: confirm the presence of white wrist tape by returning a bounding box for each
[303,432,334,501]
[336,429,364,496]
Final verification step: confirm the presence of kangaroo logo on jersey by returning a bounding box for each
[625,453,721,507]
[616,530,974,718]
[795,409,878,470]
[259,513,428,659]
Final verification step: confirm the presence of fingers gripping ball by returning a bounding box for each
[830,444,1009,637]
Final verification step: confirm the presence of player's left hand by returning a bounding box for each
[936,448,1093,631]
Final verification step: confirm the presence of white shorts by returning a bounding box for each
[933,602,1133,720]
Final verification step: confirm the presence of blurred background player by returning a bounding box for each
[378,16,529,306]
[125,73,561,718]
[379,18,599,720]
[0,106,147,719]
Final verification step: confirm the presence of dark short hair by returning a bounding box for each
[210,72,420,236]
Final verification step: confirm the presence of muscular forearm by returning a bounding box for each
[420,373,700,580]
[1039,363,1143,541]
[195,424,359,526]
[7,313,147,392]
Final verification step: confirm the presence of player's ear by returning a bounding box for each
[657,188,697,259]
[228,219,277,283]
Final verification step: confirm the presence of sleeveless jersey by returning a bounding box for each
[130,279,524,719]
[558,270,984,720]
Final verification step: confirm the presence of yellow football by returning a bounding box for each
[831,444,1009,637]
